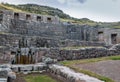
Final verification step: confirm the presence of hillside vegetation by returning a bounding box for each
[0,3,120,27]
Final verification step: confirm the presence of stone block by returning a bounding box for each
[0,78,7,82]
[20,65,33,72]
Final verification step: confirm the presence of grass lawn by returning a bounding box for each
[60,55,120,82]
[60,55,120,65]
[25,75,57,82]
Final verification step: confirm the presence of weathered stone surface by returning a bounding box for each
[49,64,104,82]
[11,63,47,72]
[0,78,7,82]
[14,65,33,72]
[11,65,19,72]
[0,64,16,82]
[42,47,120,61]
[0,64,11,68]
[8,72,16,79]
[42,56,57,64]
[110,44,120,51]
[0,10,102,49]
[34,63,47,71]
[0,69,8,78]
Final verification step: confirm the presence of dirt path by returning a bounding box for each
[74,60,120,82]
[14,73,26,82]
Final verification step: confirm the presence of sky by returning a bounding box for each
[0,0,120,22]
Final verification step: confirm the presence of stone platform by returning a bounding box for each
[0,63,104,82]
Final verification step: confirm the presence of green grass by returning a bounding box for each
[60,46,103,50]
[110,56,120,60]
[25,75,57,82]
[0,4,23,12]
[0,32,12,35]
[60,55,120,82]
[60,55,120,65]
[60,18,97,26]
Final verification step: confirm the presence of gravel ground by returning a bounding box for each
[74,60,120,82]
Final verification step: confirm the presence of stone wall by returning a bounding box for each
[37,45,120,61]
[8,19,99,41]
[59,40,105,47]
[1,10,60,24]
[2,10,120,46]
[98,27,120,45]
[0,33,104,49]
[0,34,59,48]
[0,34,21,47]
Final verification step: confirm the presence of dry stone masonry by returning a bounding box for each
[0,9,120,82]
[0,9,120,63]
[38,45,120,61]
[0,10,102,48]
[49,64,104,82]
[0,60,104,82]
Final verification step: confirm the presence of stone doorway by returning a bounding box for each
[111,34,117,44]
[0,11,3,23]
[26,14,31,20]
[37,16,42,21]
[98,32,104,41]
[14,13,19,19]
[47,17,52,22]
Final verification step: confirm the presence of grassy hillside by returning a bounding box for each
[0,3,97,25]
[0,3,120,27]
[0,3,71,19]
[0,3,23,12]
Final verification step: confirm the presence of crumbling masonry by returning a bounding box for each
[0,9,120,63]
[0,9,120,82]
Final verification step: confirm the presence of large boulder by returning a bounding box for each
[42,56,57,64]
[0,64,16,82]
[8,72,16,79]
[110,44,120,51]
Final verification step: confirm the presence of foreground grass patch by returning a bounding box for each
[25,75,57,82]
[60,55,120,82]
[60,55,120,65]
[60,46,103,50]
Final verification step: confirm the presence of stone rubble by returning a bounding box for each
[0,62,105,82]
[49,64,104,82]
[0,64,16,82]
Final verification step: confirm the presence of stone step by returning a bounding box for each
[0,78,7,82]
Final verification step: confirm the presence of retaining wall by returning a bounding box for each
[42,46,120,61]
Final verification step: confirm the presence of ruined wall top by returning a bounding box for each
[0,9,60,24]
